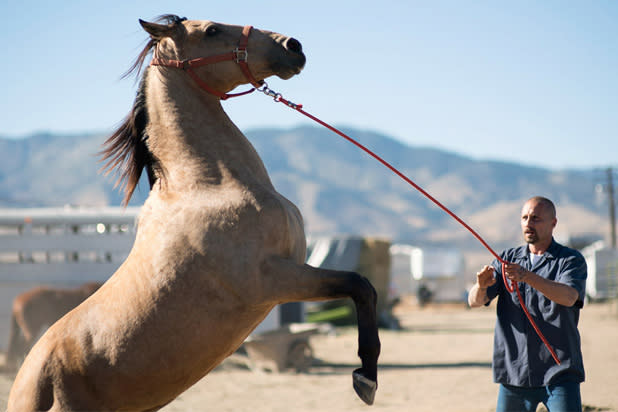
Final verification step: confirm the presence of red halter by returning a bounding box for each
[150,25,263,100]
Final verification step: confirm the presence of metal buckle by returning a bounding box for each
[234,48,248,63]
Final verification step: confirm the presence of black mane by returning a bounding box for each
[99,72,160,206]
[99,15,185,206]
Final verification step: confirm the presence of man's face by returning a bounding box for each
[521,200,557,247]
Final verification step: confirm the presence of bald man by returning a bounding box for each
[469,196,587,412]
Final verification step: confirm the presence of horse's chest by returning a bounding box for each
[140,188,304,271]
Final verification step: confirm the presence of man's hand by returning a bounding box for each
[468,265,496,308]
[504,263,529,283]
[476,265,497,288]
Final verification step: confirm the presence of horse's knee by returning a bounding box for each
[348,272,378,308]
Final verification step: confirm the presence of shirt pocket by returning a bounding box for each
[538,294,559,321]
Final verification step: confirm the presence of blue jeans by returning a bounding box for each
[496,382,582,412]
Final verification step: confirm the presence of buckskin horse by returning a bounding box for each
[7,15,380,411]
[4,282,103,371]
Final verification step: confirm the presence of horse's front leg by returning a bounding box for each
[261,256,381,405]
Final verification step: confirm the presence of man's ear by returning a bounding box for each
[139,19,176,40]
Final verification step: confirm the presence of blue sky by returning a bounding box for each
[1,1,616,170]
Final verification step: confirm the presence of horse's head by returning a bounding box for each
[101,15,307,206]
[140,15,306,94]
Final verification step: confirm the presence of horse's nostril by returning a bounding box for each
[285,37,303,54]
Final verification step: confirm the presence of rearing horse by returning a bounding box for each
[8,15,380,411]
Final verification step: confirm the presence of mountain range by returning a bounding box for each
[0,126,610,252]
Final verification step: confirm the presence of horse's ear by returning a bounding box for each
[139,19,175,40]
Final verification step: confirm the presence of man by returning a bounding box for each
[468,196,587,412]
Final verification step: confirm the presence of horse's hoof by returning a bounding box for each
[352,369,377,405]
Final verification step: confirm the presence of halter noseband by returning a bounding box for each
[150,25,263,100]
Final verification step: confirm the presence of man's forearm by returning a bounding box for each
[523,271,579,307]
[468,283,489,308]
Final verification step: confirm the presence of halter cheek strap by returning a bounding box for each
[150,25,263,100]
[236,25,263,89]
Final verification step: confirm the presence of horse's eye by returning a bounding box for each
[205,26,219,37]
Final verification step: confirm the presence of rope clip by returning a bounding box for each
[258,83,303,110]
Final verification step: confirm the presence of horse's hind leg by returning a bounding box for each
[261,256,381,405]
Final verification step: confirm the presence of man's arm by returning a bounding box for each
[468,265,496,308]
[503,263,579,307]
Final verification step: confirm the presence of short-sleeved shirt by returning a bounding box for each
[485,238,587,387]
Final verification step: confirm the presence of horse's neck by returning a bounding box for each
[146,73,273,192]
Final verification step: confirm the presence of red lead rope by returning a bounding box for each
[257,84,561,365]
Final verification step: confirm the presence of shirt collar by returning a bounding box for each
[514,238,559,260]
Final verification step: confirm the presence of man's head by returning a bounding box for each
[521,196,557,253]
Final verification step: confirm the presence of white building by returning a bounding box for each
[389,244,466,303]
[581,241,618,301]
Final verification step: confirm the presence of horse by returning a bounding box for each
[8,15,380,411]
[4,282,103,371]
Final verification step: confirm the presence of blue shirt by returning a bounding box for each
[486,238,587,387]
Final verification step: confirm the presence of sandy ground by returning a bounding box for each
[1,299,616,412]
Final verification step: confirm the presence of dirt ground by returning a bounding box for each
[1,299,616,412]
